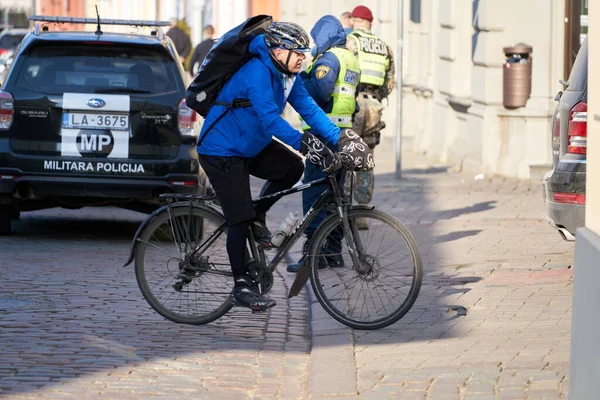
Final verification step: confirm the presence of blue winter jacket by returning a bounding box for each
[196,34,340,158]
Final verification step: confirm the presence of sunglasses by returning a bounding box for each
[276,46,309,55]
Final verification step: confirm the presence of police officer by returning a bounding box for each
[346,5,395,230]
[287,15,361,273]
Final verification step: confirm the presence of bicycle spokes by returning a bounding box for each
[136,207,234,323]
[310,209,422,328]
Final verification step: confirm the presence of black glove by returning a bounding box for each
[299,132,340,173]
[337,129,375,171]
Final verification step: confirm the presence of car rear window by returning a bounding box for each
[0,34,25,50]
[14,42,184,95]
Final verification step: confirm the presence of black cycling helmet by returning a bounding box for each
[265,22,311,52]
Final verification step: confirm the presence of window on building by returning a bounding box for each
[580,0,588,44]
[564,0,587,80]
[410,0,421,23]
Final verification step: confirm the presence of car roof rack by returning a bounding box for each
[28,15,170,38]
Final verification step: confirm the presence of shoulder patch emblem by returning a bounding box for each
[315,65,330,80]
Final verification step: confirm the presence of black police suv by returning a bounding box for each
[0,16,207,234]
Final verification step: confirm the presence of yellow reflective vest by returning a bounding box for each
[349,30,389,87]
[301,47,361,130]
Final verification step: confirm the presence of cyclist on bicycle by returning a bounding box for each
[197,22,372,312]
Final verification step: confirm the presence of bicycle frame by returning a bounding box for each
[184,172,349,269]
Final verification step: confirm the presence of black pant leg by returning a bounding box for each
[249,140,304,217]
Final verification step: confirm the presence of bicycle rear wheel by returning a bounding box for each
[309,208,422,330]
[134,204,233,325]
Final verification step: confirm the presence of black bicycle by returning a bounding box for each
[123,168,423,330]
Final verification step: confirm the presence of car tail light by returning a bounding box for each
[568,102,587,154]
[553,192,586,205]
[168,180,197,187]
[0,48,7,57]
[0,91,14,130]
[178,98,198,137]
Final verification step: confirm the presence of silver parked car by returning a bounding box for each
[542,36,587,241]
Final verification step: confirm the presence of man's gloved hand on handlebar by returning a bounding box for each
[337,128,374,171]
[299,129,375,173]
[299,131,340,173]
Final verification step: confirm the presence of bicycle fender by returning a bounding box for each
[288,262,310,298]
[122,204,171,267]
[122,201,222,267]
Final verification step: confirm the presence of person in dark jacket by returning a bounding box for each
[196,22,372,312]
[189,25,216,76]
[287,15,361,273]
[166,19,192,63]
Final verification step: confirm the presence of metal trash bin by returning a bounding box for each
[503,43,532,109]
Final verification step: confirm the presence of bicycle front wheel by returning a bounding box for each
[134,204,233,325]
[309,208,423,330]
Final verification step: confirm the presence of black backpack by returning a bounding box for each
[186,14,272,119]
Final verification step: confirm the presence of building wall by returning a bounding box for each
[250,0,280,21]
[216,0,569,180]
[569,3,600,398]
[214,0,248,37]
[159,0,185,21]
[38,0,86,30]
[186,0,205,47]
[95,0,157,20]
[34,0,162,33]
[1,0,32,27]
[406,0,565,178]
[81,0,159,33]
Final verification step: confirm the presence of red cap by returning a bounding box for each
[351,5,374,22]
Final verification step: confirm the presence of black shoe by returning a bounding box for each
[321,239,345,269]
[321,252,345,269]
[287,239,345,273]
[287,254,305,273]
[288,252,345,272]
[232,277,276,312]
[251,220,273,247]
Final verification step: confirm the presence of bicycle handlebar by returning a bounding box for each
[321,152,369,175]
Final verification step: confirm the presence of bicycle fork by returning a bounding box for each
[288,175,367,298]
[330,175,368,274]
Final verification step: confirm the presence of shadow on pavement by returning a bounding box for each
[400,165,453,175]
[430,201,497,221]
[432,230,482,244]
[10,215,141,239]
[1,207,309,396]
